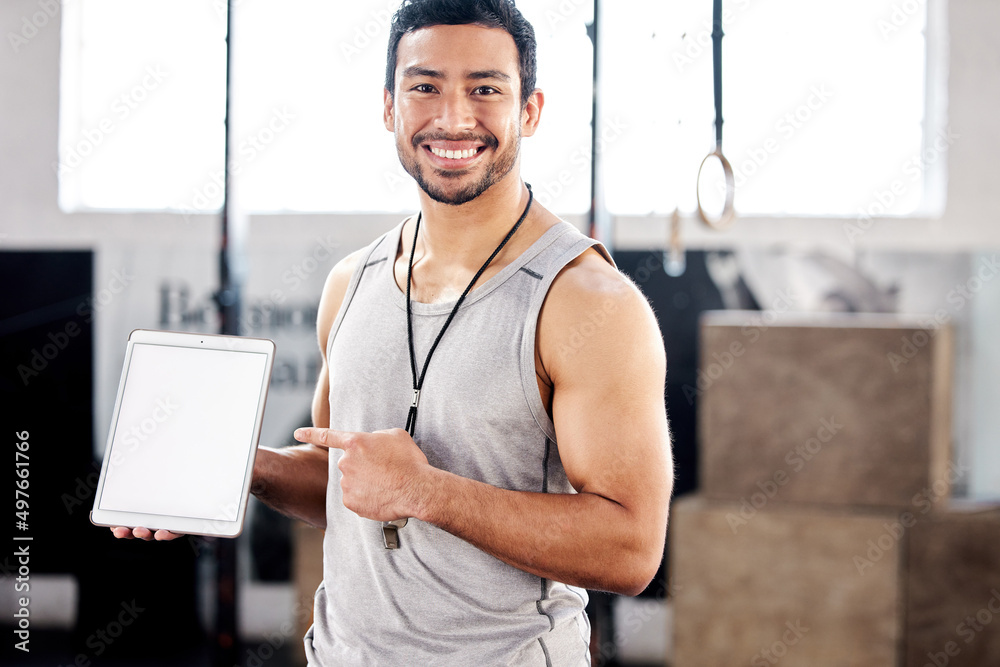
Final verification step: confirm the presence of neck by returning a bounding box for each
[415,172,530,267]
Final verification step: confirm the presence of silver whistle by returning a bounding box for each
[382,518,408,549]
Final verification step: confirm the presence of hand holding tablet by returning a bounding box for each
[91,330,275,538]
[109,526,182,541]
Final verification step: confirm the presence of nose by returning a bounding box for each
[434,90,476,133]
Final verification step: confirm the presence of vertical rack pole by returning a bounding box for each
[587,0,613,253]
[586,6,618,656]
[214,0,241,665]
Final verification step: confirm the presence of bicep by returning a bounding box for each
[545,272,673,515]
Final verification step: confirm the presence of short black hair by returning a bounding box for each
[385,0,537,108]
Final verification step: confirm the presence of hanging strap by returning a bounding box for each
[712,0,724,148]
[696,0,736,230]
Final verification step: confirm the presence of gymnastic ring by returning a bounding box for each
[696,147,736,231]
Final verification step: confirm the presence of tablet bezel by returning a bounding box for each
[90,329,275,538]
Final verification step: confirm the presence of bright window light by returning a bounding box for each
[59,1,931,218]
[602,0,931,217]
[58,0,593,214]
[58,0,227,213]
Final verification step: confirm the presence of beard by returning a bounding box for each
[396,128,520,206]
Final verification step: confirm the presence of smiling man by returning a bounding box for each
[113,1,672,664]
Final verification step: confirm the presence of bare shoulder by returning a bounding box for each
[549,245,635,303]
[538,246,664,383]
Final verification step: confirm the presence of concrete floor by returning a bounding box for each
[3,617,671,667]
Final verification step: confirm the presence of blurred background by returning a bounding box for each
[2,0,998,665]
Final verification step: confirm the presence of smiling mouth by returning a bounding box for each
[427,146,485,160]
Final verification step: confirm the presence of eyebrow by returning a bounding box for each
[402,66,443,79]
[401,66,511,83]
[467,69,511,82]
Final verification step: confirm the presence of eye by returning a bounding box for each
[411,83,436,93]
[473,85,500,95]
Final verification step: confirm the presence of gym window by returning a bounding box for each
[56,0,592,214]
[58,0,937,218]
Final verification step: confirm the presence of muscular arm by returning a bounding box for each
[300,250,673,594]
[249,251,361,529]
[420,252,672,594]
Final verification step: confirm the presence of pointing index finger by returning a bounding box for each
[293,427,353,450]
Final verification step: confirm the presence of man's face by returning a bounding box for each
[384,23,540,206]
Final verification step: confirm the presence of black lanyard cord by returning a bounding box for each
[404,184,534,437]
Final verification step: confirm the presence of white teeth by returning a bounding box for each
[431,147,477,159]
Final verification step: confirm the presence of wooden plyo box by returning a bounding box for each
[697,312,953,509]
[904,505,1000,667]
[671,498,1000,667]
[671,497,901,667]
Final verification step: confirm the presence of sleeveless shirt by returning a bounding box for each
[304,217,612,666]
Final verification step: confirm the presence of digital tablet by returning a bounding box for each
[90,329,275,537]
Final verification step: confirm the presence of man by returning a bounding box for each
[114,1,672,664]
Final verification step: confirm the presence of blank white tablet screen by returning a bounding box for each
[98,342,268,522]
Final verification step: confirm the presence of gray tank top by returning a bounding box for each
[304,218,611,666]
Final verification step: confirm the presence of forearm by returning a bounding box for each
[251,445,329,529]
[413,468,664,596]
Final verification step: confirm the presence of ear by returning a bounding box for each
[383,88,395,132]
[520,88,544,138]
